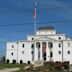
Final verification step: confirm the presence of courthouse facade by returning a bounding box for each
[6,26,72,64]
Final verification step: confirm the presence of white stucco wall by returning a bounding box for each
[36,30,56,35]
[6,42,17,63]
[63,40,72,64]
[53,41,62,62]
[27,34,66,41]
[17,41,33,64]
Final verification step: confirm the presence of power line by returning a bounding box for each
[0,20,72,27]
[0,6,71,14]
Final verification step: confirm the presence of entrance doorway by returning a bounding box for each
[43,52,46,61]
[42,42,46,61]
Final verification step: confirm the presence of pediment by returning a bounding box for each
[34,36,56,41]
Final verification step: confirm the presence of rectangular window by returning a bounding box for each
[36,42,40,48]
[67,51,70,54]
[58,51,61,54]
[11,52,13,56]
[22,51,24,54]
[12,45,14,48]
[58,43,61,47]
[31,44,34,48]
[50,52,53,57]
[67,43,70,47]
[43,52,46,61]
[48,42,53,48]
[31,51,33,54]
[22,44,24,48]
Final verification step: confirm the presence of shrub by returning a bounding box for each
[44,61,70,72]
[54,61,64,70]
[44,61,55,71]
[44,61,54,66]
[63,61,69,71]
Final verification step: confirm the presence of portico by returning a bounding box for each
[33,39,53,63]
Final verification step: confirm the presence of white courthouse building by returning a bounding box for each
[6,26,72,64]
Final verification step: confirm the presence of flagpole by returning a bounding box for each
[35,14,36,34]
[33,0,37,67]
[34,0,36,34]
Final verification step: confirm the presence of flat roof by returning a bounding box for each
[37,26,55,30]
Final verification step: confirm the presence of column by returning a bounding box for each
[47,42,50,61]
[34,42,38,61]
[46,42,48,61]
[17,42,18,63]
[61,40,63,62]
[40,42,43,61]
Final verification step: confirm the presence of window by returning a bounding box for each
[6,59,9,64]
[12,45,14,48]
[22,51,24,54]
[31,51,33,54]
[32,38,34,40]
[59,37,61,40]
[59,43,61,47]
[20,60,23,64]
[12,59,16,64]
[11,53,13,56]
[36,42,40,48]
[27,61,31,64]
[67,51,70,54]
[67,43,70,47]
[31,44,34,48]
[58,51,61,54]
[43,52,46,61]
[48,42,53,48]
[22,44,24,48]
[50,52,53,57]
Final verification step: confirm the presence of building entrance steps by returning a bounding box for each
[34,60,44,67]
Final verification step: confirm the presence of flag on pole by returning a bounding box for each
[33,0,36,20]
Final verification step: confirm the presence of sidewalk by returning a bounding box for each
[0,68,20,72]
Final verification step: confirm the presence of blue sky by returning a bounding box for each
[0,0,72,56]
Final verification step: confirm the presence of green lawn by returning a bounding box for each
[0,64,72,72]
[0,63,27,70]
